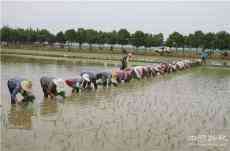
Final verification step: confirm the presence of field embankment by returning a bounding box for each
[0,48,185,66]
[1,48,230,67]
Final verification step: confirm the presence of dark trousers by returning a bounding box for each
[7,80,16,104]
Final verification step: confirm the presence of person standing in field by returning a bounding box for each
[201,49,208,64]
[120,52,133,70]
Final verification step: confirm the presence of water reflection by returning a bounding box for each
[7,103,35,130]
[39,99,59,116]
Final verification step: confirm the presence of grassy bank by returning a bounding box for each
[0,48,185,66]
[1,48,229,67]
[2,44,230,60]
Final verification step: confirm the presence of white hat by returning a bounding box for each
[21,80,32,92]
[75,82,80,88]
[53,78,65,93]
[111,78,118,84]
[134,67,141,79]
[82,74,90,82]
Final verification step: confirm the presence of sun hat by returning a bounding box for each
[134,66,142,79]
[112,68,119,77]
[128,52,133,57]
[21,80,32,92]
[111,78,118,84]
[82,74,90,82]
[75,82,80,88]
[53,78,65,93]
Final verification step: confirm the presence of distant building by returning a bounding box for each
[33,41,40,45]
[92,44,100,48]
[82,43,90,48]
[42,41,49,46]
[104,43,111,48]
[53,42,65,48]
[123,44,134,49]
[0,41,8,46]
[113,44,122,48]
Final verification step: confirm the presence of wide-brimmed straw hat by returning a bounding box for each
[82,74,90,82]
[128,52,133,57]
[21,80,32,92]
[111,78,118,84]
[53,78,65,93]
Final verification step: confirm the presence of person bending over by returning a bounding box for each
[40,77,65,99]
[7,78,35,104]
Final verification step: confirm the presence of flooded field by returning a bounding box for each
[1,61,230,151]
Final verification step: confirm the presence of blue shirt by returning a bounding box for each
[7,78,25,103]
[201,52,208,59]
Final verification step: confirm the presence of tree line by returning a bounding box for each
[1,26,230,51]
[166,31,230,51]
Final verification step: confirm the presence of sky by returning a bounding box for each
[1,1,230,37]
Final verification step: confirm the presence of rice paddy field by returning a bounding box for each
[1,58,230,151]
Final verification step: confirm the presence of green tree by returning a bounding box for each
[64,29,76,48]
[64,29,76,42]
[0,26,17,43]
[56,31,65,43]
[194,30,204,53]
[117,29,130,48]
[203,32,215,50]
[131,30,145,48]
[26,28,37,43]
[214,31,230,50]
[106,30,117,51]
[76,28,86,49]
[96,31,107,49]
[144,33,154,48]
[182,35,189,54]
[165,32,184,51]
[36,29,54,42]
[153,33,164,46]
[85,29,97,50]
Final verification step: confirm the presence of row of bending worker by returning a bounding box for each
[6,52,134,104]
[7,52,202,104]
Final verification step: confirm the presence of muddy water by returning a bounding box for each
[1,61,230,151]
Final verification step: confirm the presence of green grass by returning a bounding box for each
[1,48,229,66]
[2,44,229,60]
[0,48,179,64]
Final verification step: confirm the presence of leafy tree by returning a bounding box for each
[1,26,230,52]
[56,31,65,43]
[64,29,76,42]
[106,30,117,51]
[153,33,164,46]
[165,32,184,51]
[0,26,17,43]
[85,29,97,50]
[144,33,154,48]
[26,28,37,42]
[187,33,194,48]
[214,31,230,50]
[182,35,189,54]
[117,29,130,48]
[35,29,54,42]
[76,28,86,49]
[131,30,145,48]
[203,32,215,50]
[96,31,107,49]
[194,30,204,52]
